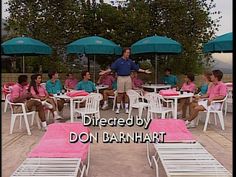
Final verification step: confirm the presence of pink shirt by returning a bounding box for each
[181,82,196,92]
[100,75,115,88]
[207,81,227,100]
[65,78,78,89]
[10,83,28,102]
[132,78,143,88]
[30,85,48,97]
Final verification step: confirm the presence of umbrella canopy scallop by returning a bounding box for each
[203,32,232,53]
[131,36,182,54]
[66,36,122,55]
[1,36,52,56]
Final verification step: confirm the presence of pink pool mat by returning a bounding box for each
[149,119,196,143]
[28,123,90,161]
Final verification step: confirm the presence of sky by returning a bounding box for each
[1,0,232,63]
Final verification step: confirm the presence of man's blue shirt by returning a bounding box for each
[111,57,139,76]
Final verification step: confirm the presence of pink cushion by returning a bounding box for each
[66,90,89,97]
[159,89,179,96]
[225,83,233,87]
[28,123,90,161]
[149,119,196,142]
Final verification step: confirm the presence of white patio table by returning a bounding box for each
[160,92,194,118]
[142,84,171,92]
[96,85,109,93]
[53,93,85,122]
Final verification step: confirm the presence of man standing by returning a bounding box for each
[100,48,151,114]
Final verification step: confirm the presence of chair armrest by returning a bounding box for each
[211,99,225,104]
[74,97,86,104]
[164,99,173,103]
[11,102,25,107]
[161,98,173,104]
[74,100,84,104]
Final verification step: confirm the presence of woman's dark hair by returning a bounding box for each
[28,74,42,94]
[212,69,223,81]
[81,70,89,78]
[122,47,131,55]
[48,70,57,79]
[186,73,195,82]
[18,75,28,84]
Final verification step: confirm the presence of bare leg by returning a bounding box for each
[188,105,205,121]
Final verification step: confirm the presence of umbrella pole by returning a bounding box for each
[155,54,157,84]
[93,55,96,82]
[87,56,90,72]
[23,55,25,73]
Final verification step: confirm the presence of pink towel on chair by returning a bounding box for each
[66,90,89,97]
[28,123,90,161]
[159,89,179,96]
[149,119,196,142]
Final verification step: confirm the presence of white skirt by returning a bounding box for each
[198,99,221,111]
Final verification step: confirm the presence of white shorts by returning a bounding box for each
[198,99,221,111]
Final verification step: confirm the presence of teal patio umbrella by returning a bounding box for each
[66,36,122,81]
[203,32,232,53]
[131,35,182,83]
[1,36,52,73]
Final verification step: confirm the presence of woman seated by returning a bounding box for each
[29,74,63,120]
[97,71,115,90]
[177,73,196,119]
[64,72,78,90]
[131,71,144,89]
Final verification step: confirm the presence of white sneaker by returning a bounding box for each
[125,109,129,114]
[186,120,196,128]
[55,115,63,120]
[185,120,190,126]
[102,104,109,110]
[115,109,120,114]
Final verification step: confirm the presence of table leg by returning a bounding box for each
[70,99,74,122]
[174,98,178,119]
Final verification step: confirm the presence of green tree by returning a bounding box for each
[146,0,221,75]
[4,0,221,75]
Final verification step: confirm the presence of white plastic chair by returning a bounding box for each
[145,92,174,119]
[126,90,149,119]
[133,89,145,102]
[108,90,123,111]
[74,93,103,128]
[3,85,13,112]
[6,94,41,136]
[224,87,232,116]
[196,95,228,131]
